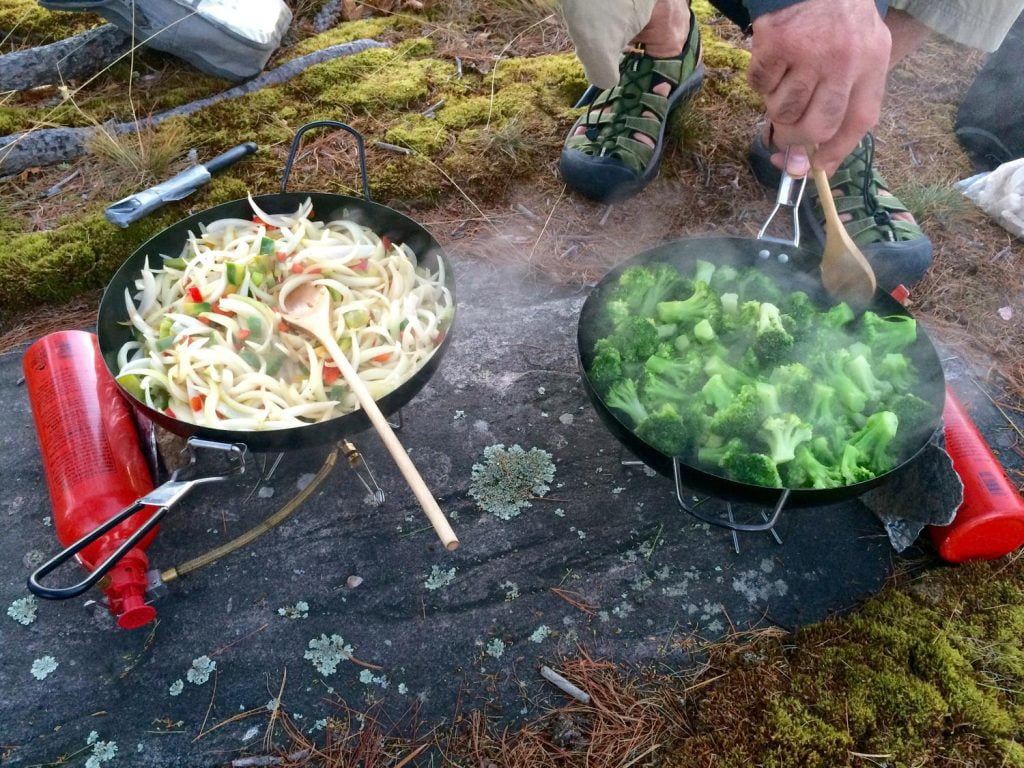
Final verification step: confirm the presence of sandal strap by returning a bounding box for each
[566,15,701,175]
[815,134,923,245]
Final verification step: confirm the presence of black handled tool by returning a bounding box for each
[104,142,257,228]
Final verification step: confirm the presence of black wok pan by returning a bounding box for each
[577,233,946,513]
[97,121,456,453]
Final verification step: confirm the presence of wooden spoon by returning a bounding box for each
[281,282,459,551]
[813,166,877,306]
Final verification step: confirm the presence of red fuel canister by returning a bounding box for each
[23,330,158,629]
[929,386,1024,562]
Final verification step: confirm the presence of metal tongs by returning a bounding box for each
[28,439,248,600]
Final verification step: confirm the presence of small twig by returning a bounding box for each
[515,202,539,220]
[528,184,566,263]
[349,655,385,671]
[209,623,269,658]
[548,586,596,615]
[41,168,81,198]
[393,744,429,768]
[420,98,445,117]
[455,57,463,78]
[539,665,590,703]
[197,670,219,740]
[374,140,412,155]
[969,376,1024,444]
[599,204,614,227]
[264,668,287,752]
[231,749,309,767]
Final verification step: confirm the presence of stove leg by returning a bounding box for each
[726,504,741,554]
[762,509,784,545]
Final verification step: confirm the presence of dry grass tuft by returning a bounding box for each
[85,120,188,190]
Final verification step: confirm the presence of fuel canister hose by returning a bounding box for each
[158,443,340,585]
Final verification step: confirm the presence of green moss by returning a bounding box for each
[493,53,587,105]
[0,176,248,316]
[0,0,100,46]
[761,700,852,767]
[385,115,449,155]
[289,15,415,57]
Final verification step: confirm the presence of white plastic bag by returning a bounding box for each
[959,157,1024,241]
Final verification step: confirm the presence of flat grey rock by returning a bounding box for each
[0,259,984,766]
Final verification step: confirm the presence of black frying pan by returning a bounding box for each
[97,121,456,453]
[577,234,946,510]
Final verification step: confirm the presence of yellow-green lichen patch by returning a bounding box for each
[492,53,588,106]
[0,0,100,47]
[288,15,416,58]
[385,114,449,156]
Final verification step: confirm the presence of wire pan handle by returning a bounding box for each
[280,120,371,202]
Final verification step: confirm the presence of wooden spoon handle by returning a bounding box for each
[322,336,460,551]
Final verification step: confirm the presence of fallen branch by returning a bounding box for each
[540,665,591,704]
[0,24,131,93]
[0,38,387,176]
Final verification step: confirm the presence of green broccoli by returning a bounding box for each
[846,410,900,475]
[606,299,631,328]
[703,355,753,390]
[878,352,916,392]
[769,362,814,409]
[611,264,691,319]
[888,393,938,451]
[694,259,717,286]
[701,373,736,411]
[697,436,744,467]
[709,264,740,294]
[588,342,623,396]
[656,281,721,329]
[637,401,708,456]
[607,317,660,362]
[606,379,649,427]
[641,370,690,412]
[722,450,783,487]
[737,269,784,305]
[645,354,701,388]
[819,349,869,414]
[693,318,717,343]
[784,444,844,489]
[708,383,769,441]
[781,291,817,333]
[862,311,917,354]
[758,413,813,464]
[752,302,795,366]
[823,301,856,329]
[840,444,877,485]
[845,354,894,403]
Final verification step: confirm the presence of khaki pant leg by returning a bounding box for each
[558,0,660,89]
[888,0,1024,51]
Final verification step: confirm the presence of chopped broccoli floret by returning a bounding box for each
[769,362,814,409]
[656,281,721,329]
[703,355,753,390]
[784,444,843,489]
[611,264,691,320]
[845,354,893,403]
[694,259,716,286]
[588,343,623,396]
[606,299,631,328]
[607,317,660,362]
[606,379,649,427]
[693,318,717,343]
[823,301,856,329]
[889,393,937,452]
[701,373,736,411]
[840,444,877,485]
[752,302,795,366]
[697,437,745,467]
[636,402,704,456]
[737,269,784,305]
[645,354,701,388]
[878,352,915,391]
[708,384,765,441]
[781,291,817,333]
[846,410,900,475]
[722,450,783,487]
[862,311,917,354]
[758,413,813,464]
[709,264,740,295]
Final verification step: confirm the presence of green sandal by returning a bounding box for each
[560,14,704,203]
[750,132,933,292]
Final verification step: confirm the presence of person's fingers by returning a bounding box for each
[812,77,884,174]
[747,41,787,95]
[768,147,811,177]
[761,70,816,127]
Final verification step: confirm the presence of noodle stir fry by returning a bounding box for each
[116,196,453,430]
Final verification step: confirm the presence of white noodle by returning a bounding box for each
[116,198,452,430]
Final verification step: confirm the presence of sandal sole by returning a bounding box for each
[559,62,706,204]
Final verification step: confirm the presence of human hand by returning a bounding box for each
[747,0,891,176]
